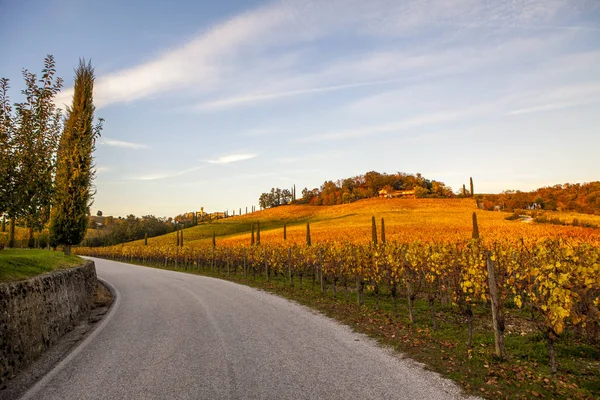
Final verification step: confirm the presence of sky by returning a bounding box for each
[1,0,599,218]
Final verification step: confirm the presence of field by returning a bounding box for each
[76,198,600,399]
[0,249,82,282]
[121,198,600,248]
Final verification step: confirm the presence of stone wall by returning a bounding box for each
[0,260,97,384]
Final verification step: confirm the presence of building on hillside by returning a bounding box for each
[211,212,226,220]
[378,189,416,199]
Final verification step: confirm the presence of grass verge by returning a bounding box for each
[0,249,82,283]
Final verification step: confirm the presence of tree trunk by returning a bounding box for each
[547,332,558,374]
[319,252,324,294]
[211,246,215,273]
[288,248,293,287]
[27,226,34,249]
[486,253,505,358]
[391,284,398,318]
[407,281,415,324]
[264,248,269,282]
[64,244,72,256]
[344,278,349,303]
[8,217,16,248]
[356,276,364,306]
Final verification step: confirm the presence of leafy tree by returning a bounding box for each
[50,60,102,255]
[0,78,13,217]
[0,56,64,247]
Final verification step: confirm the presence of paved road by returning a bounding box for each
[23,258,475,400]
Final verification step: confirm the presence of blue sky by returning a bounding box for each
[1,0,599,218]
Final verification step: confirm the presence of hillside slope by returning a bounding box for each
[125,198,600,248]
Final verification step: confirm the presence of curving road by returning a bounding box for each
[23,258,475,400]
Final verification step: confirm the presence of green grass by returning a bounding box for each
[0,249,83,282]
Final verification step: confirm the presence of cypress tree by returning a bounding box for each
[463,184,467,197]
[371,216,378,245]
[212,231,216,247]
[176,226,180,247]
[470,177,474,198]
[256,221,261,245]
[306,222,311,246]
[144,232,148,246]
[49,59,102,255]
[251,223,255,246]
[381,217,386,244]
[283,223,287,240]
[472,212,480,240]
[180,229,183,247]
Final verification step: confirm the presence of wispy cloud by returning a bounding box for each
[507,82,600,115]
[299,105,496,143]
[206,153,257,164]
[131,165,203,181]
[100,138,148,149]
[197,79,400,110]
[55,0,588,110]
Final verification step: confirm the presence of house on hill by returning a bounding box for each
[378,189,416,199]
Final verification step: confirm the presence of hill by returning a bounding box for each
[124,198,600,248]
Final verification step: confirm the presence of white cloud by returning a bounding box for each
[507,82,600,115]
[197,79,399,110]
[100,138,148,149]
[54,0,585,110]
[131,165,203,181]
[207,153,257,164]
[299,104,497,143]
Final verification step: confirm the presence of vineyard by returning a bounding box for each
[76,198,600,398]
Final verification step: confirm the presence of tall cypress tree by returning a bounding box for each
[50,60,102,255]
[470,177,474,198]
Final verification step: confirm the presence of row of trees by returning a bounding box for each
[481,182,600,214]
[0,56,101,254]
[84,215,178,247]
[258,186,296,209]
[259,171,456,208]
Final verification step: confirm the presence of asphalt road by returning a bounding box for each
[23,258,476,400]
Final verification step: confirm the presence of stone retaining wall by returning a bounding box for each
[0,260,97,384]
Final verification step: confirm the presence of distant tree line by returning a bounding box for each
[480,182,600,214]
[83,215,178,247]
[258,171,455,208]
